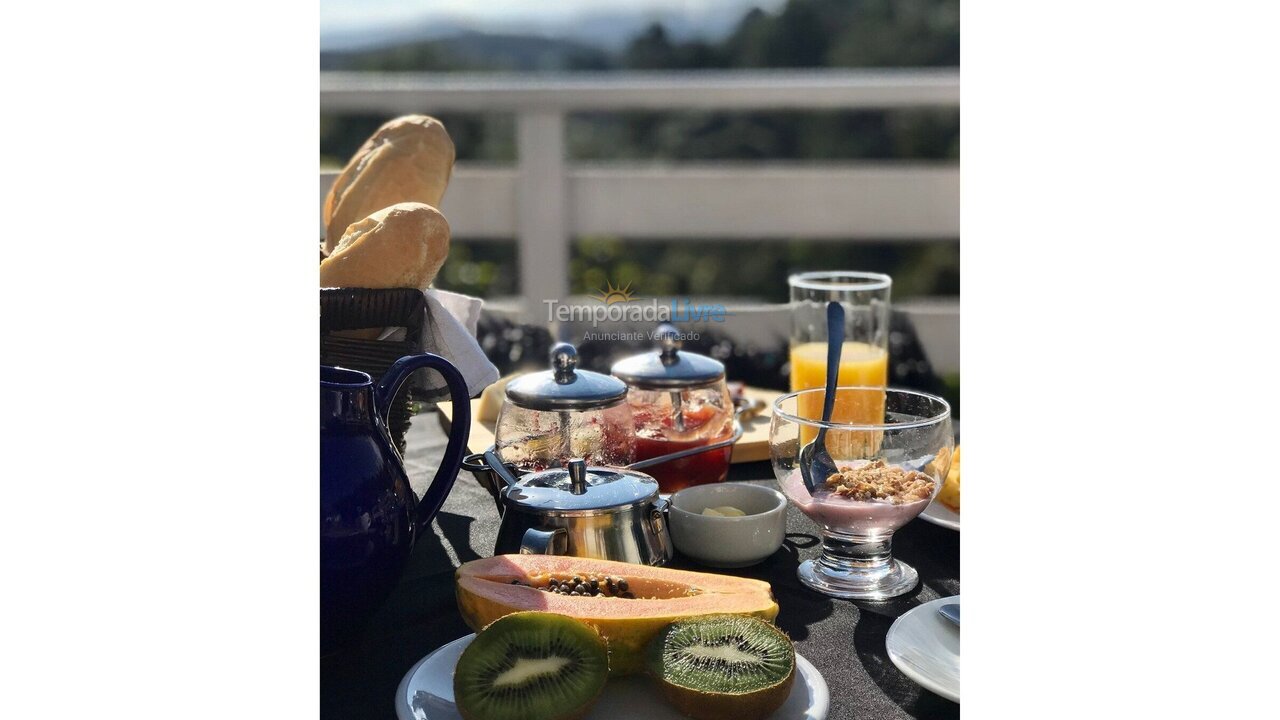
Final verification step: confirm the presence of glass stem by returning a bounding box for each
[818,531,894,577]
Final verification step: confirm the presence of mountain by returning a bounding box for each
[321,32,615,73]
[319,18,474,54]
[318,0,786,54]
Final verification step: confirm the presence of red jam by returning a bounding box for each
[629,403,731,493]
[633,434,732,493]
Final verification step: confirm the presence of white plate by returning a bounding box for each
[885,595,960,703]
[396,633,830,720]
[919,499,960,531]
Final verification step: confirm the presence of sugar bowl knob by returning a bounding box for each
[568,458,588,495]
[551,342,578,384]
[656,324,682,365]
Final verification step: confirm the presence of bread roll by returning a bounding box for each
[319,202,450,290]
[323,115,455,253]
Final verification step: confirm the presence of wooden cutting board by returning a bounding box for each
[436,386,780,464]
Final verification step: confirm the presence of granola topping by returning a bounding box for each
[825,459,936,504]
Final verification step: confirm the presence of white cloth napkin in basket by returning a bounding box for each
[380,288,498,400]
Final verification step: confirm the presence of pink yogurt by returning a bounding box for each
[779,469,931,535]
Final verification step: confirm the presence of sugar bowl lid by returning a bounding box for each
[505,459,659,512]
[610,324,725,389]
[505,343,629,411]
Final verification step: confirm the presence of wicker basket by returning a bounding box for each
[320,288,430,452]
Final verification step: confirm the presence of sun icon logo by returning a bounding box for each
[590,280,636,305]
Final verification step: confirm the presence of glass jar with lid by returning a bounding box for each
[495,343,635,471]
[610,325,735,493]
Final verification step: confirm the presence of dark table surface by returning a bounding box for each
[321,411,960,720]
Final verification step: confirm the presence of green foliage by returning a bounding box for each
[433,236,957,305]
[558,238,958,302]
[565,108,957,162]
[435,240,519,298]
[321,0,961,302]
[941,372,961,419]
[321,112,516,167]
[320,0,960,162]
[632,0,959,69]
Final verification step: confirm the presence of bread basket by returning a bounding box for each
[320,287,431,452]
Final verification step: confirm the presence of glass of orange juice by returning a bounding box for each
[788,271,891,444]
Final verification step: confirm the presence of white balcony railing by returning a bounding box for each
[320,70,960,373]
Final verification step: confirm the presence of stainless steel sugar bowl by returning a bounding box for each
[492,458,673,566]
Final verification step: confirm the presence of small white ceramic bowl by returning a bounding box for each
[668,483,788,568]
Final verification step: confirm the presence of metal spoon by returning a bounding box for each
[798,302,845,493]
[669,390,685,432]
[938,603,960,626]
[484,447,521,493]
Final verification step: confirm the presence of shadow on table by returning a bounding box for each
[322,510,482,720]
[401,510,486,581]
[848,518,960,620]
[852,608,959,718]
[846,518,960,718]
[770,533,836,642]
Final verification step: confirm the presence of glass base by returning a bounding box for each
[796,530,918,600]
[797,557,918,600]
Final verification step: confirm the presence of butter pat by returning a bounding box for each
[701,505,747,517]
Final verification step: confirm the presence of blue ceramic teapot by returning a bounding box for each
[320,354,470,651]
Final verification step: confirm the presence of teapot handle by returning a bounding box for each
[375,353,472,536]
[520,527,567,555]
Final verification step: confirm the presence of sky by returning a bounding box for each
[320,0,784,36]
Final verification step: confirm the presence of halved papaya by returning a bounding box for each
[455,555,780,675]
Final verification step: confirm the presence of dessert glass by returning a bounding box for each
[770,387,952,599]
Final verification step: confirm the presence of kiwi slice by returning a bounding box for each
[453,611,609,720]
[645,614,796,720]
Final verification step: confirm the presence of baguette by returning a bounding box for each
[319,202,450,291]
[323,115,455,253]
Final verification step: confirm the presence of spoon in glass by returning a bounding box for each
[799,301,844,493]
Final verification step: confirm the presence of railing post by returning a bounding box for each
[516,110,568,331]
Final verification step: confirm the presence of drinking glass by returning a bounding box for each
[789,269,891,409]
[770,387,952,599]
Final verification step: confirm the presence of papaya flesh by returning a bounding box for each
[455,555,780,675]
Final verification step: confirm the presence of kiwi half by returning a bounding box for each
[453,611,609,720]
[645,614,796,720]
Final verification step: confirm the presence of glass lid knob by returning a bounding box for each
[657,323,682,365]
[568,458,588,495]
[551,342,578,384]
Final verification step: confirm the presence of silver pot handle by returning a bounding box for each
[520,527,568,555]
[649,497,673,563]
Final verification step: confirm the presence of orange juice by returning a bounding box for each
[790,341,888,453]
